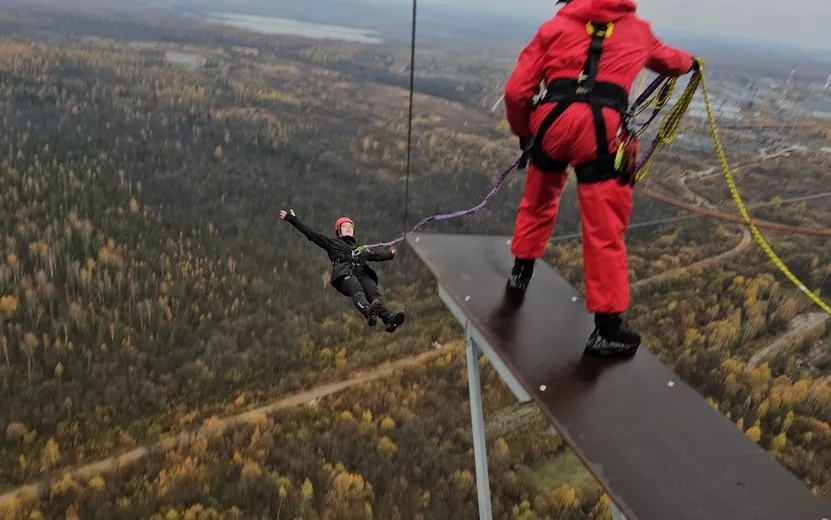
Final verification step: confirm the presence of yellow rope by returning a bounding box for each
[696,59,831,315]
[635,72,699,182]
[633,76,676,120]
[635,73,701,182]
[630,58,831,314]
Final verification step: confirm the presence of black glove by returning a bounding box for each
[518,135,532,170]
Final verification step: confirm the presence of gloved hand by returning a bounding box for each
[280,209,295,220]
[615,137,640,187]
[689,57,702,73]
[518,135,532,170]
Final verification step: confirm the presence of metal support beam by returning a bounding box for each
[439,285,532,403]
[440,281,624,520]
[466,330,493,520]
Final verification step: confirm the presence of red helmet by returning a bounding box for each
[334,216,354,234]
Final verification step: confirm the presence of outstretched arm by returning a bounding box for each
[365,246,396,262]
[281,209,330,251]
[645,24,695,77]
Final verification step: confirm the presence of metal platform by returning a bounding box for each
[406,232,831,520]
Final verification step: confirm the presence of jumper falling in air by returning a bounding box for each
[281,209,406,333]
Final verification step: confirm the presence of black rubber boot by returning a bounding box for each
[506,258,535,301]
[584,313,641,357]
[364,299,383,327]
[381,309,406,333]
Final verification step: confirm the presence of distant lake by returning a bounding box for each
[164,51,206,69]
[205,13,382,44]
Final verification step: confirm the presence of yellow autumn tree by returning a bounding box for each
[323,472,374,520]
[745,425,762,443]
[301,478,314,502]
[770,432,787,452]
[335,347,348,368]
[241,460,262,479]
[40,438,61,471]
[587,495,610,520]
[493,438,510,462]
[378,436,397,455]
[782,410,795,433]
[49,473,78,497]
[88,475,105,492]
[551,484,580,510]
[511,500,540,520]
[0,295,17,315]
[447,470,471,492]
[0,496,20,519]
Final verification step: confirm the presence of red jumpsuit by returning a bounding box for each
[504,0,693,315]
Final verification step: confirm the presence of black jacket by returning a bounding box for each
[285,214,394,285]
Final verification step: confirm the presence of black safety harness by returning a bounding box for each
[528,22,634,183]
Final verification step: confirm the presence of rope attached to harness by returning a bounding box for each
[635,71,699,178]
[356,155,524,251]
[635,60,831,315]
[358,75,680,252]
[361,56,831,316]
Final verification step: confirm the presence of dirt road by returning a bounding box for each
[748,312,830,368]
[0,351,442,507]
[632,228,751,292]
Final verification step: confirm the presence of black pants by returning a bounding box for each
[333,274,389,317]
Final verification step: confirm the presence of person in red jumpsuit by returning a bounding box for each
[503,0,697,356]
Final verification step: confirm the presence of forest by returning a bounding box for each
[2,347,616,519]
[0,2,829,518]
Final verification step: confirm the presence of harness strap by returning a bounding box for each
[531,99,574,171]
[592,103,609,158]
[529,22,629,175]
[579,22,612,92]
[543,80,629,112]
[572,154,620,184]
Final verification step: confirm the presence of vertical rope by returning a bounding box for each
[403,0,417,235]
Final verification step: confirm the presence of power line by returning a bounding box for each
[548,192,831,243]
[636,188,831,238]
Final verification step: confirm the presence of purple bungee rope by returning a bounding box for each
[359,76,669,251]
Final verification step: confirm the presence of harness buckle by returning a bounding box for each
[586,22,614,38]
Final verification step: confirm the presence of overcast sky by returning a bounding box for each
[418,0,831,51]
